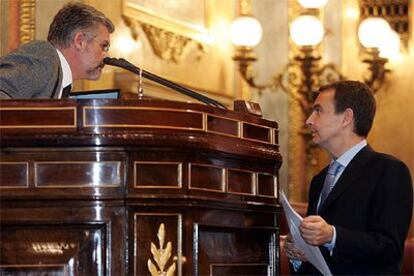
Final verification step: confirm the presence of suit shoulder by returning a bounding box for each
[369,150,411,178]
[370,150,407,166]
[18,40,55,52]
[0,40,60,98]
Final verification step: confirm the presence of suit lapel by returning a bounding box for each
[309,170,328,215]
[50,53,63,99]
[318,145,374,214]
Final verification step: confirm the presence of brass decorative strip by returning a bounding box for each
[31,242,76,255]
[210,263,269,266]
[0,162,29,188]
[19,0,35,44]
[273,128,278,145]
[34,161,122,188]
[210,263,269,275]
[0,107,77,129]
[0,264,66,268]
[188,163,225,192]
[134,161,182,188]
[83,106,204,130]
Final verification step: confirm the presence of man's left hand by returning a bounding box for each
[299,215,333,245]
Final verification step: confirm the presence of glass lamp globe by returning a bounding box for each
[358,17,391,48]
[298,0,329,9]
[290,15,324,47]
[230,16,263,47]
[378,29,401,59]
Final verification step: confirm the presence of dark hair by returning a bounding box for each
[47,2,114,48]
[318,80,376,137]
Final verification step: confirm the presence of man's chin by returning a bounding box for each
[84,67,103,80]
[311,137,320,145]
[86,72,101,81]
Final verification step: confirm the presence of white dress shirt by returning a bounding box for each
[56,48,73,99]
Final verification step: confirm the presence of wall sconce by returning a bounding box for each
[358,17,400,92]
[230,0,400,102]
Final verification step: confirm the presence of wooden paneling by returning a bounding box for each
[134,161,182,188]
[227,169,254,195]
[83,106,204,130]
[0,162,28,188]
[242,122,272,144]
[193,224,278,276]
[207,115,239,137]
[0,224,105,275]
[257,173,277,198]
[189,163,224,192]
[35,161,121,187]
[0,99,281,275]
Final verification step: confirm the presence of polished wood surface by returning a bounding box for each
[0,98,282,275]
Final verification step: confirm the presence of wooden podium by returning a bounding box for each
[0,98,282,275]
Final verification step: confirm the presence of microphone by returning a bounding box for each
[103,57,227,109]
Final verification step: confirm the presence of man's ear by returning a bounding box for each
[73,31,87,51]
[342,108,354,127]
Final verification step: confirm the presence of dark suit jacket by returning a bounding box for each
[297,145,413,275]
[0,40,63,98]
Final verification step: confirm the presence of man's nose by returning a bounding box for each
[305,113,314,126]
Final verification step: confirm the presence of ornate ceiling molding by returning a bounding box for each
[124,17,202,63]
[122,0,211,63]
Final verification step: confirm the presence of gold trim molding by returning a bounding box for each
[19,0,36,44]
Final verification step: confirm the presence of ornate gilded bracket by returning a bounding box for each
[123,17,204,63]
[147,223,176,276]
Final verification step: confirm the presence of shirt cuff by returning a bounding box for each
[289,259,302,271]
[324,225,336,255]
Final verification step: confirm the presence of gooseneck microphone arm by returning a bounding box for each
[103,57,227,109]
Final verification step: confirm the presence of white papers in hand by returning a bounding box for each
[279,190,332,276]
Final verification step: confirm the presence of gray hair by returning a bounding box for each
[47,2,114,48]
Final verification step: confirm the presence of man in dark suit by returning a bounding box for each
[0,2,114,99]
[284,80,413,275]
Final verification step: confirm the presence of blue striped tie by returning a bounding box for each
[319,161,342,211]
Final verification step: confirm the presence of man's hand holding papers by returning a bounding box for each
[279,190,332,276]
[283,234,308,261]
